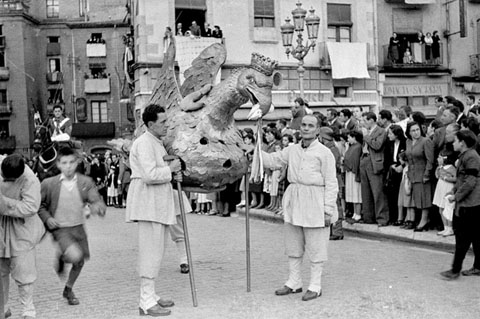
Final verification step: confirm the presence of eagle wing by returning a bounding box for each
[180,43,227,97]
[147,36,182,110]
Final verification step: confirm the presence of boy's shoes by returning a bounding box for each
[157,298,175,308]
[139,304,171,316]
[440,269,460,280]
[180,263,189,274]
[461,267,480,276]
[63,286,80,305]
[302,290,322,301]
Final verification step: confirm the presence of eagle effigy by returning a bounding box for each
[113,37,278,190]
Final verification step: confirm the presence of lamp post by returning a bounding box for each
[280,2,320,99]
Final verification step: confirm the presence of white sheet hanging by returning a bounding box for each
[326,42,370,79]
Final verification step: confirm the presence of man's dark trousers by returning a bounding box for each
[360,155,389,225]
[452,206,480,273]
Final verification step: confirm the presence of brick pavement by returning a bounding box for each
[5,208,480,319]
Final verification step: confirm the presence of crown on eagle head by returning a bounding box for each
[250,53,278,76]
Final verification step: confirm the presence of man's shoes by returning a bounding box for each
[180,263,189,274]
[330,235,344,240]
[63,286,80,305]
[461,267,480,276]
[440,269,460,280]
[5,309,11,318]
[139,304,171,316]
[274,285,302,296]
[157,298,175,308]
[302,290,322,301]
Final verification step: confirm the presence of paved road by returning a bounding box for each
[6,208,479,319]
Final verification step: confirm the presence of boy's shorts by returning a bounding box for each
[52,225,90,260]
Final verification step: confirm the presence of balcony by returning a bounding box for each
[46,43,61,56]
[0,136,15,151]
[0,67,9,80]
[318,42,374,69]
[382,43,444,69]
[0,1,29,14]
[0,101,12,115]
[86,43,106,57]
[84,78,110,94]
[46,71,63,83]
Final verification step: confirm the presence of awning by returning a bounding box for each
[405,0,436,4]
[326,42,370,79]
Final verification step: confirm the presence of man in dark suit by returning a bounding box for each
[326,108,343,131]
[359,112,389,226]
[339,109,358,131]
[433,106,458,160]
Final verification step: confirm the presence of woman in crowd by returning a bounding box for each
[405,121,434,232]
[398,152,416,229]
[344,130,363,222]
[263,128,280,209]
[386,125,406,225]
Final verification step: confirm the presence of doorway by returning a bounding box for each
[175,8,206,35]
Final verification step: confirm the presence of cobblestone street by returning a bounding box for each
[6,208,479,319]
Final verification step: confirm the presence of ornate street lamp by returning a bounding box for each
[280,2,320,99]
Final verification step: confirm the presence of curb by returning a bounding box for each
[236,207,458,252]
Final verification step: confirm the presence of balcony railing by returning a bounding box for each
[0,1,29,14]
[47,71,63,83]
[86,43,106,57]
[0,136,15,151]
[318,42,374,68]
[85,78,110,93]
[0,101,12,115]
[382,42,444,68]
[0,67,9,80]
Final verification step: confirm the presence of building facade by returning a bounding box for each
[0,0,133,155]
[132,0,378,126]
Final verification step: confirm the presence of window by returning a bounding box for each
[79,0,86,17]
[49,58,61,72]
[0,51,5,67]
[334,87,348,98]
[47,88,63,104]
[0,25,4,67]
[46,0,59,18]
[0,120,9,137]
[88,62,107,78]
[87,33,105,44]
[91,101,108,123]
[0,89,6,105]
[327,3,352,42]
[48,36,59,43]
[254,0,275,27]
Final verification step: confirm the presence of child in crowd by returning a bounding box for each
[397,152,416,229]
[106,165,119,207]
[344,130,363,221]
[433,155,456,236]
[196,192,211,214]
[267,143,283,212]
[39,146,106,306]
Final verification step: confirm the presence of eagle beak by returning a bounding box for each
[247,103,274,120]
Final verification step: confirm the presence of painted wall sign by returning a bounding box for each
[383,84,448,97]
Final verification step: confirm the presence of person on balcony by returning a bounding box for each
[412,31,425,63]
[424,32,433,64]
[432,31,441,65]
[387,32,400,64]
[189,21,201,37]
[48,105,72,143]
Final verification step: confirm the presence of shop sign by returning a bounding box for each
[383,84,447,97]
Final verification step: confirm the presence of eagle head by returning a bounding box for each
[237,68,274,120]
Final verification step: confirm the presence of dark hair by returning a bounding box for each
[293,131,302,143]
[460,117,480,135]
[57,146,77,159]
[444,105,460,118]
[267,122,277,129]
[265,127,281,140]
[278,119,287,127]
[340,108,352,118]
[1,154,25,180]
[243,127,254,135]
[445,96,456,104]
[405,121,424,139]
[327,108,338,117]
[412,111,426,126]
[452,100,464,113]
[470,105,480,115]
[282,134,293,143]
[435,96,444,103]
[389,124,406,143]
[429,119,442,131]
[142,104,166,126]
[294,97,305,106]
[468,95,475,103]
[456,129,477,148]
[53,104,63,111]
[347,129,364,144]
[244,133,255,144]
[379,110,393,122]
[363,112,377,122]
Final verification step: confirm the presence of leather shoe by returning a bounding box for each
[63,287,80,305]
[330,235,344,240]
[157,298,175,308]
[461,267,480,276]
[440,269,460,280]
[180,263,189,274]
[302,290,322,301]
[139,304,171,316]
[275,285,302,296]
